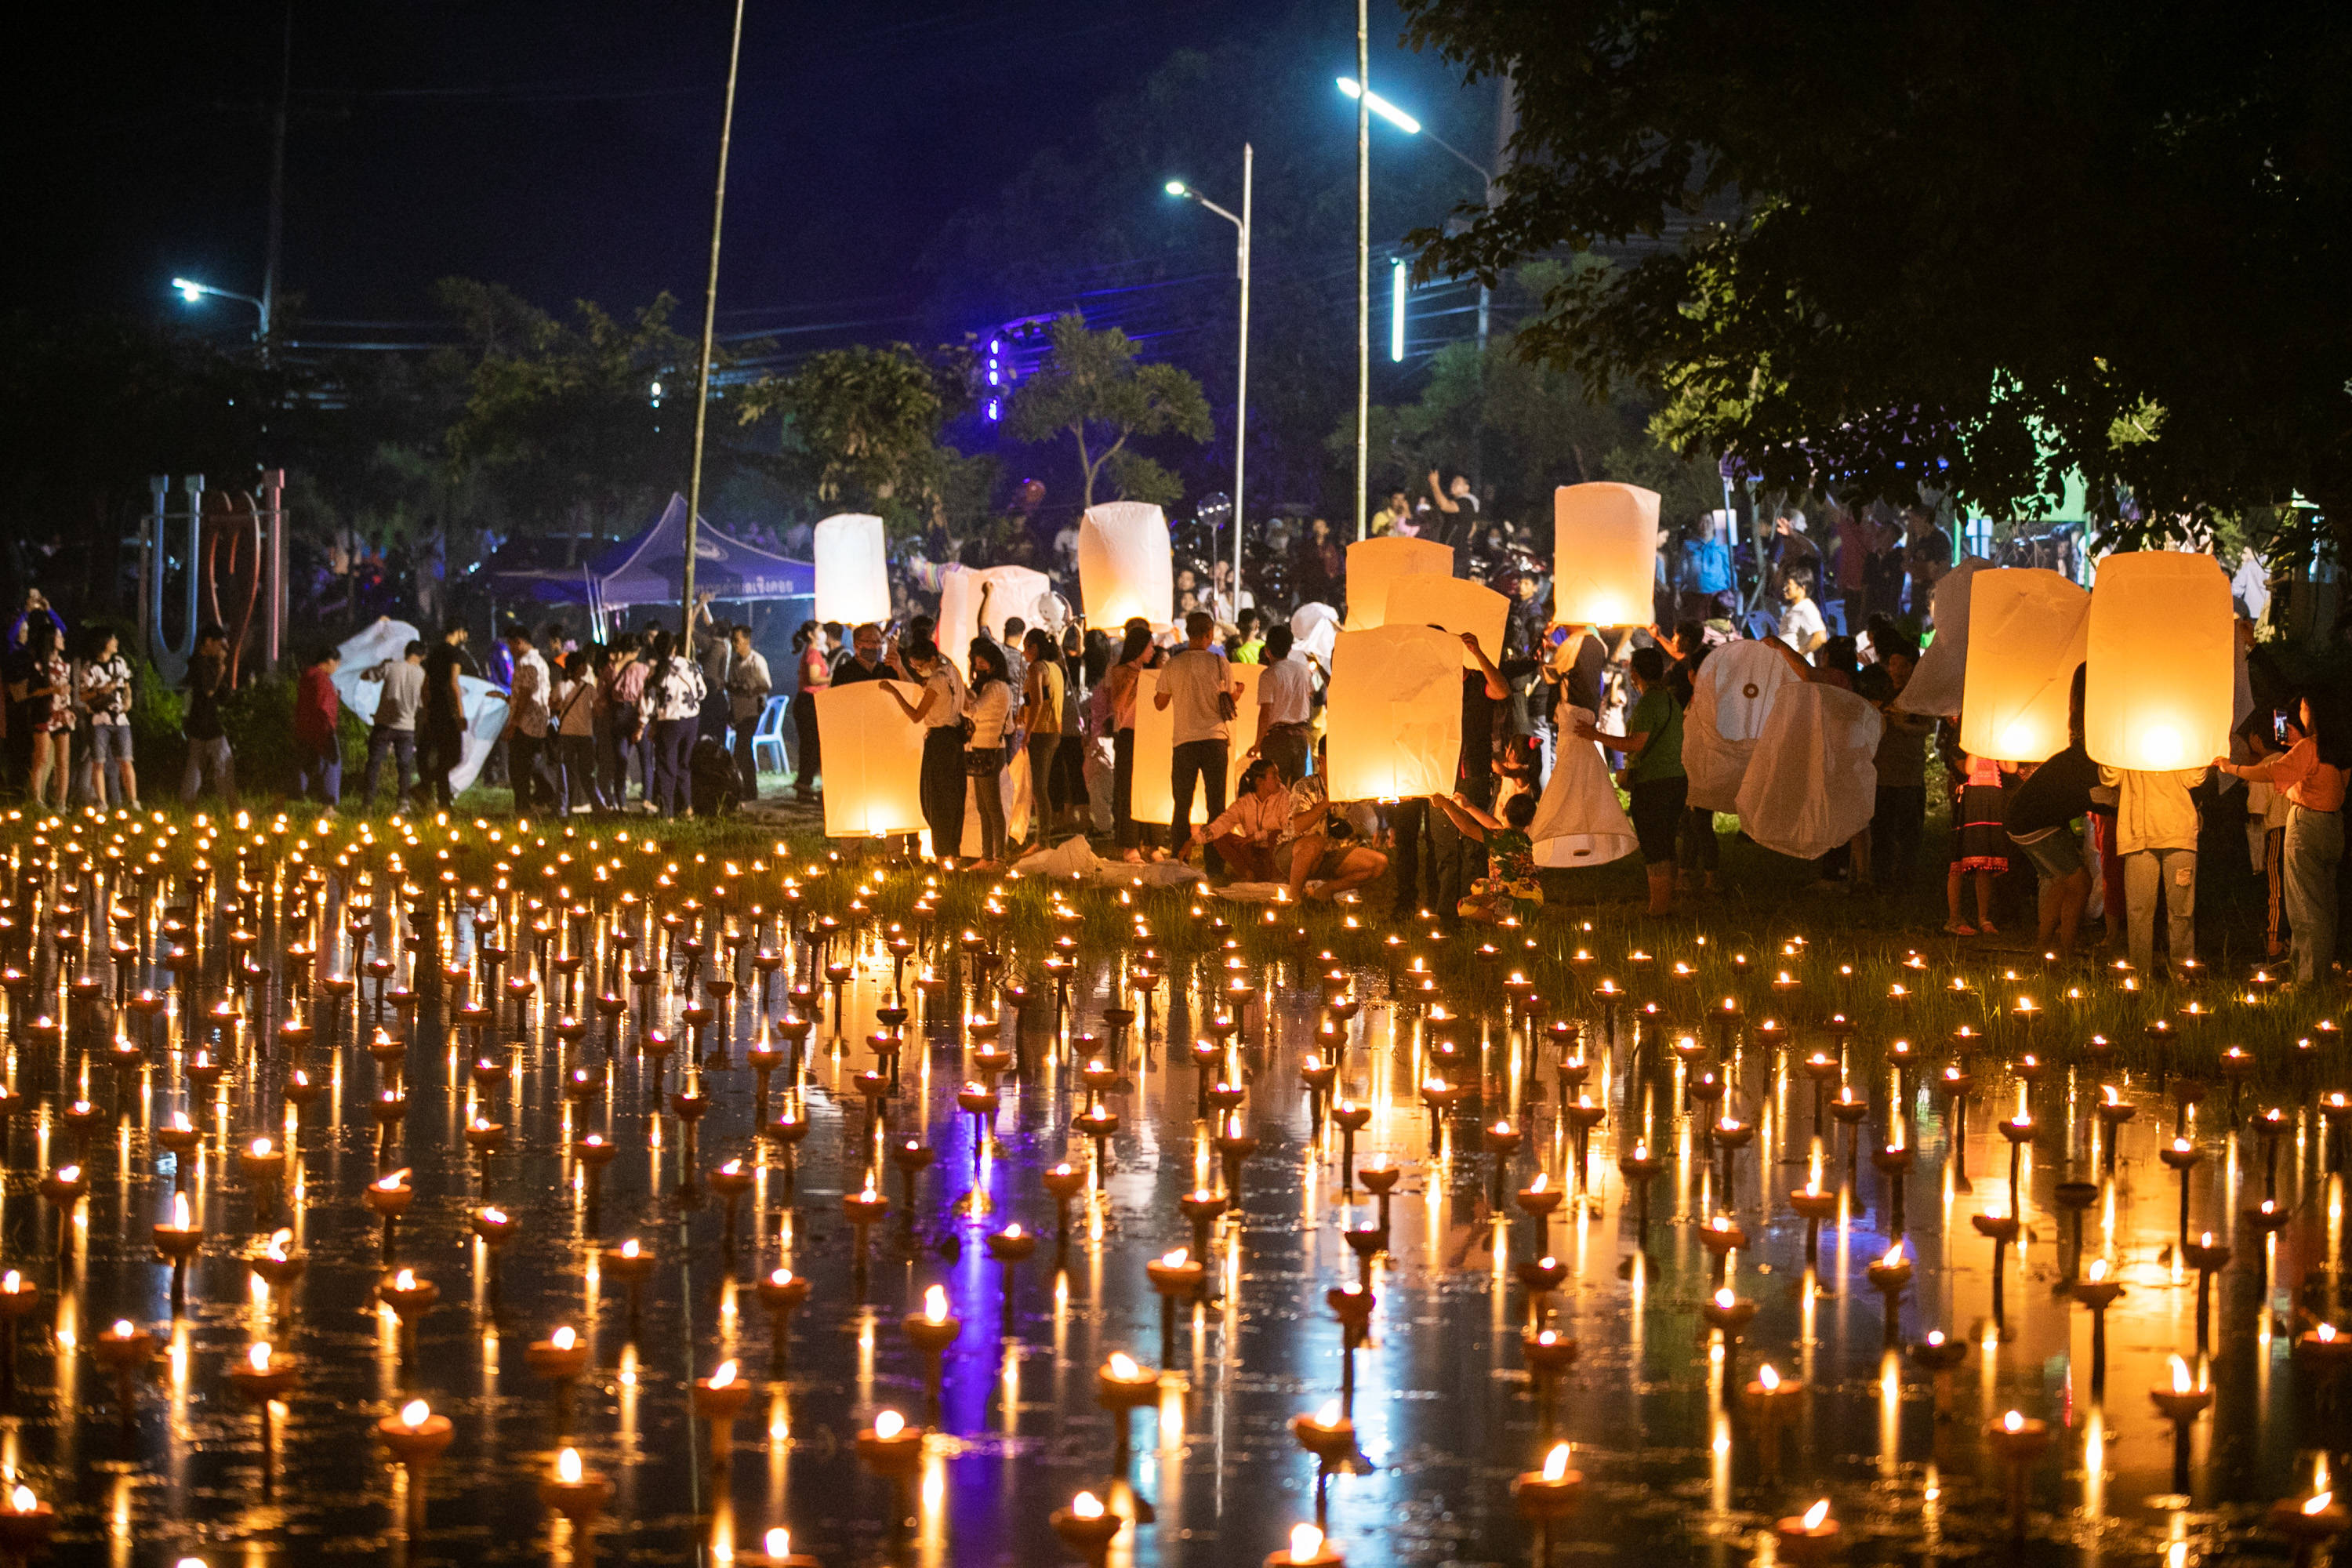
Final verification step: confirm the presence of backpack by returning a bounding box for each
[689,735,740,815]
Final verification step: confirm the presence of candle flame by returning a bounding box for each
[1530,1173,1549,1192]
[376,1169,409,1190]
[250,1137,273,1157]
[552,1326,576,1351]
[111,1319,133,1338]
[1714,1287,1735,1309]
[6,1486,32,1514]
[766,1530,789,1559]
[401,1399,430,1428]
[267,1229,292,1261]
[873,1410,905,1440]
[1759,1363,1780,1392]
[249,1341,270,1373]
[1162,1248,1189,1269]
[1109,1353,1140,1380]
[2170,1354,2191,1392]
[923,1286,949,1324]
[1290,1523,1324,1562]
[2311,1494,2336,1515]
[54,1165,78,1184]
[2322,1323,2340,1344]
[621,1240,640,1258]
[172,1190,191,1229]
[1072,1490,1104,1519]
[2002,1410,2025,1433]
[769,1268,793,1287]
[1882,1243,1905,1268]
[710,1359,737,1389]
[2087,1258,2108,1282]
[1316,1399,1341,1427]
[1802,1500,1830,1530]
[1543,1441,1571,1482]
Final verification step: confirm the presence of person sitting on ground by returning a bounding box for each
[1192,758,1291,881]
[1280,769,1387,902]
[1431,789,1544,923]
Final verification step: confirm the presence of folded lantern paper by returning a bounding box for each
[1131,663,1261,825]
[1385,575,1508,669]
[1323,626,1461,802]
[1893,557,1992,717]
[2084,550,2234,771]
[813,681,929,838]
[1529,706,1637,866]
[1959,568,2089,762]
[812,514,891,626]
[1682,639,1804,813]
[1735,683,1884,860]
[1343,537,1453,631]
[938,564,1052,678]
[1552,483,1661,627]
[1078,503,1175,630]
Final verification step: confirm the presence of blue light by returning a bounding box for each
[987,370,999,386]
[989,339,1001,354]
[986,398,1000,421]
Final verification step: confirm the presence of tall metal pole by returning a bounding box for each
[260,2,290,369]
[1355,0,1370,542]
[1233,143,1251,598]
[680,0,749,640]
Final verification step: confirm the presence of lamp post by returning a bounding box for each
[171,278,271,365]
[1338,77,1501,347]
[1352,1,1369,542]
[1163,147,1251,600]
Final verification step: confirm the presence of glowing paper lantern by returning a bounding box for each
[1323,626,1461,802]
[1552,483,1660,627]
[812,681,928,838]
[1958,568,2089,762]
[1078,503,1174,630]
[1343,536,1452,631]
[2084,550,2234,771]
[1384,575,1508,668]
[1131,663,1261,825]
[811,514,890,625]
[938,564,1051,678]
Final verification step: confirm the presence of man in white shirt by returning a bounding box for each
[360,638,429,812]
[1777,571,1827,658]
[1248,625,1316,783]
[499,623,554,816]
[724,622,772,800]
[1154,610,1243,868]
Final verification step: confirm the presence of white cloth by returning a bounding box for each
[1733,683,1884,860]
[1893,555,1992,717]
[1527,705,1638,867]
[1290,603,1341,664]
[1683,641,1802,812]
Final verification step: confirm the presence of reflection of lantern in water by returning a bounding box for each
[1552,483,1660,628]
[2084,550,2234,771]
[1323,626,1461,803]
[1960,568,2090,762]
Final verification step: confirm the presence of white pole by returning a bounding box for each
[1233,142,1251,602]
[1355,0,1370,542]
[680,0,748,638]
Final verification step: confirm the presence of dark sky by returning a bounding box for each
[16,0,1490,352]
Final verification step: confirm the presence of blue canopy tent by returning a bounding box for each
[484,495,814,630]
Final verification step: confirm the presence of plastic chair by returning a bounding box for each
[750,695,791,775]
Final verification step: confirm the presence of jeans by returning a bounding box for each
[650,717,697,816]
[361,727,416,811]
[2284,805,2343,985]
[83,723,132,807]
[2122,847,2197,973]
[1024,732,1062,845]
[555,735,600,815]
[791,691,821,796]
[1871,784,1926,890]
[294,737,341,808]
[1083,739,1114,833]
[731,717,760,799]
[920,728,967,859]
[969,748,1007,862]
[509,731,554,815]
[1170,738,1229,866]
[1112,728,1142,848]
[180,737,238,806]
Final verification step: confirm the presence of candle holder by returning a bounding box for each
[2183,1234,2230,1351]
[1359,1162,1400,1235]
[151,1194,205,1315]
[538,1447,614,1559]
[1290,1401,1359,1525]
[1985,1411,2053,1536]
[1521,1328,1578,1437]
[692,1359,753,1455]
[0,1486,56,1564]
[2070,1264,2124,1397]
[1049,1494,1124,1568]
[1327,1285,1374,1406]
[757,1269,812,1377]
[840,1185,889,1285]
[227,1341,298,1490]
[1516,1255,1568,1334]
[2149,1358,2212,1497]
[709,1159,756,1258]
[1330,1102,1372,1195]
[1512,1443,1582,1568]
[903,1287,961,1420]
[1743,1364,1804,1480]
[0,1275,36,1399]
[1042,1163,1087,1264]
[1697,1216,1746,1287]
[525,1324,593,1421]
[1618,1145,1661,1250]
[1145,1249,1206,1368]
[1773,1501,1842,1565]
[1864,1247,1912,1348]
[364,1169,415,1261]
[599,1241,657,1330]
[377,1399,456,1537]
[1970,1213,2022,1332]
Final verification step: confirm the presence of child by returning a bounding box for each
[1431,789,1543,924]
[1945,737,2007,936]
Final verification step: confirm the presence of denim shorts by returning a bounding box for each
[2009,824,2083,881]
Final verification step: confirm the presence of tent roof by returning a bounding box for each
[481,495,813,609]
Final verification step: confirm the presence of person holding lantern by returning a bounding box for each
[2216,691,2347,985]
[1156,611,1244,873]
[883,640,971,865]
[2098,755,2212,974]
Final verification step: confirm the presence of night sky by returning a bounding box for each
[16,1,1494,353]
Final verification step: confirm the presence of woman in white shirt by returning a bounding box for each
[884,640,971,864]
[960,641,1015,869]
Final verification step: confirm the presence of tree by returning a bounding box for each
[1398,1,2352,578]
[734,343,982,536]
[1008,313,1212,510]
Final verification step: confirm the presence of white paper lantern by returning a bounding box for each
[1323,626,1462,802]
[1892,556,1991,717]
[2084,550,2234,771]
[937,564,1052,678]
[1343,536,1453,631]
[1078,502,1174,630]
[812,514,891,626]
[1129,662,1260,826]
[1958,568,2089,762]
[1385,575,1509,668]
[1552,482,1661,627]
[812,681,930,837]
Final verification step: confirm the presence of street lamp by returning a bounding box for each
[171,278,272,364]
[1336,77,1500,347]
[1164,147,1253,601]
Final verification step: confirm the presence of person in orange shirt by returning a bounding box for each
[2218,692,2347,985]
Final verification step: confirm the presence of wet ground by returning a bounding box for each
[0,855,2343,1567]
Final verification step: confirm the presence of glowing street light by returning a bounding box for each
[1390,259,1407,362]
[1334,76,1503,347]
[169,278,271,364]
[1337,77,1420,134]
[1163,149,1254,597]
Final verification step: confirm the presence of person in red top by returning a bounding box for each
[292,646,343,809]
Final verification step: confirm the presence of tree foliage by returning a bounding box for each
[1007,313,1213,509]
[1398,0,2352,564]
[734,342,986,536]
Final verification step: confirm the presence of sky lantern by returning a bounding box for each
[938,564,1052,677]
[1078,501,1174,629]
[1131,663,1262,825]
[1551,482,1660,627]
[1683,639,1803,811]
[811,681,929,839]
[1959,568,2089,761]
[1323,626,1461,801]
[1385,575,1508,666]
[2085,550,2234,771]
[812,514,891,625]
[1343,536,1452,630]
